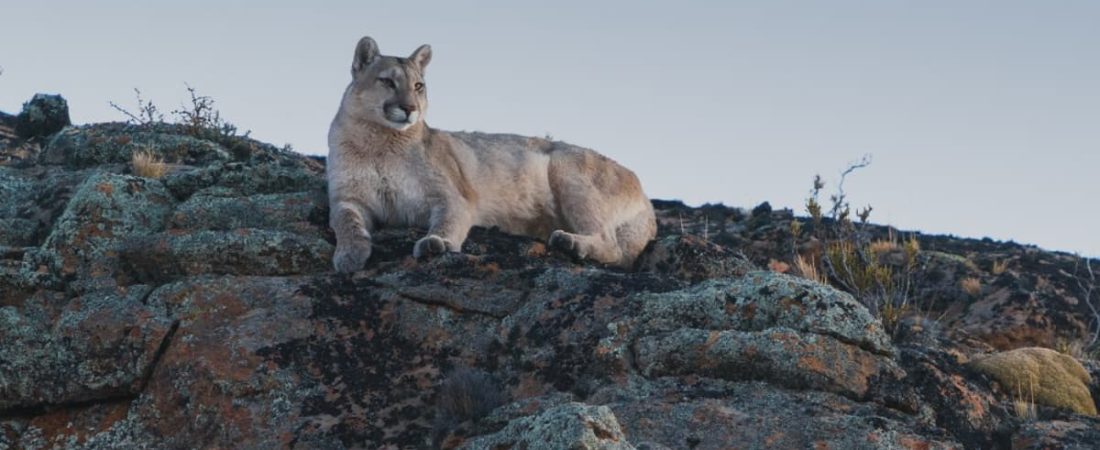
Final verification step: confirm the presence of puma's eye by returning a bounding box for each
[379,78,396,89]
[414,82,425,92]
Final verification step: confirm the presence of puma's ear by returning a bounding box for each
[352,36,380,75]
[409,44,432,70]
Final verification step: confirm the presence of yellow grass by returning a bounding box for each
[1013,373,1038,421]
[960,277,982,296]
[795,254,827,284]
[131,150,167,179]
[869,239,899,254]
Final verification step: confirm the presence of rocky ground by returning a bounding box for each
[1,95,1098,449]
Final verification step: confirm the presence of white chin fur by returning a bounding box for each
[381,109,418,131]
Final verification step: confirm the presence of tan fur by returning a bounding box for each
[327,36,656,271]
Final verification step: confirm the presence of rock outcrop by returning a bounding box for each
[1,95,1099,449]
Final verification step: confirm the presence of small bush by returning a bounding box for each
[960,277,982,296]
[794,156,922,333]
[970,347,1097,416]
[109,88,164,126]
[131,149,167,179]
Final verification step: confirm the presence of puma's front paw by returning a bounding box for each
[414,234,452,259]
[548,229,586,260]
[334,238,372,273]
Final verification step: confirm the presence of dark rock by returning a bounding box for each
[1011,419,1100,449]
[0,286,172,410]
[751,201,772,217]
[15,94,70,139]
[118,229,333,283]
[635,234,754,283]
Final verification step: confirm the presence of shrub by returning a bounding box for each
[960,277,982,296]
[794,155,922,333]
[969,347,1097,416]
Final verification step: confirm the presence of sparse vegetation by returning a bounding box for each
[868,238,900,255]
[172,84,243,139]
[794,155,923,332]
[109,84,258,160]
[110,84,246,139]
[1072,256,1099,355]
[992,259,1009,275]
[131,149,167,179]
[109,88,164,126]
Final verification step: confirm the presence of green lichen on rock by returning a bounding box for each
[170,190,326,239]
[970,347,1097,416]
[637,271,894,355]
[0,286,171,410]
[163,159,325,199]
[119,229,333,283]
[41,124,230,168]
[635,326,901,399]
[37,172,174,291]
[462,402,633,450]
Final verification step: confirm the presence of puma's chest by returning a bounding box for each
[335,152,432,226]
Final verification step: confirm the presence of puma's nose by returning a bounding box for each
[400,104,418,114]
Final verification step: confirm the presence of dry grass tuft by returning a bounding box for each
[795,254,827,284]
[131,150,167,179]
[961,277,982,296]
[869,239,899,254]
[992,259,1009,275]
[1012,371,1038,422]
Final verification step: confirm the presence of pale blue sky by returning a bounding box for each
[2,1,1097,256]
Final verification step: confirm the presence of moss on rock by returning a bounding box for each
[969,347,1097,416]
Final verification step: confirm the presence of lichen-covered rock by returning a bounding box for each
[460,402,633,450]
[1011,419,1100,449]
[969,347,1097,416]
[41,124,231,168]
[634,234,754,282]
[0,286,172,410]
[170,190,327,240]
[15,94,71,139]
[118,229,333,282]
[636,271,894,355]
[898,343,1009,449]
[163,158,325,199]
[37,172,174,291]
[636,327,901,399]
[0,218,39,247]
[600,378,960,450]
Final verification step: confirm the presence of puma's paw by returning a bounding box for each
[334,238,372,273]
[414,234,451,259]
[548,230,586,260]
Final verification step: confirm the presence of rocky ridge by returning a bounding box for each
[1,95,1098,449]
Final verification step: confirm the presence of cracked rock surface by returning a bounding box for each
[1,98,1099,449]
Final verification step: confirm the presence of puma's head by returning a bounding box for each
[343,36,432,132]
